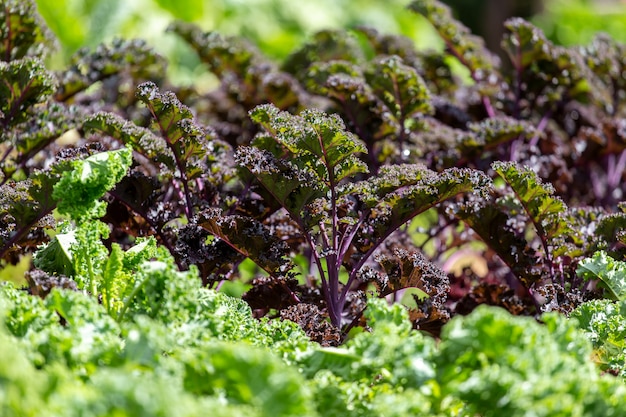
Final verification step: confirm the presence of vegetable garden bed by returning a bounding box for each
[2,0,626,415]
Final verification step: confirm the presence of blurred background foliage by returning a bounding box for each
[35,0,626,87]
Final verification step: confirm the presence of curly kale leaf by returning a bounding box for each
[84,111,174,169]
[283,29,364,82]
[55,38,167,102]
[454,199,542,286]
[135,82,220,216]
[304,61,388,161]
[365,55,433,156]
[197,207,290,277]
[582,34,626,114]
[35,222,159,319]
[437,305,625,416]
[493,161,572,256]
[0,324,47,416]
[168,21,264,80]
[572,299,626,378]
[179,342,314,417]
[0,58,55,130]
[503,18,606,109]
[461,117,535,156]
[355,27,421,68]
[577,251,626,301]
[299,299,436,415]
[453,162,572,286]
[32,228,76,277]
[10,102,83,163]
[0,283,121,370]
[408,0,496,81]
[169,21,303,110]
[365,55,433,123]
[374,248,450,330]
[0,0,55,62]
[354,164,491,241]
[52,147,133,221]
[0,169,59,261]
[236,144,325,221]
[250,103,368,188]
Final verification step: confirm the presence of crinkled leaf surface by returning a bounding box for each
[461,117,535,154]
[365,55,433,122]
[283,29,364,81]
[168,21,263,79]
[0,59,55,129]
[198,207,290,276]
[236,145,325,220]
[494,161,571,247]
[503,18,604,106]
[0,0,54,62]
[408,0,495,79]
[578,251,626,301]
[454,199,541,286]
[572,299,626,377]
[249,103,368,187]
[55,38,167,101]
[136,82,217,181]
[0,169,61,261]
[437,305,622,416]
[355,164,491,239]
[52,147,133,220]
[84,111,175,169]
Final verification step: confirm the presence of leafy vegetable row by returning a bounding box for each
[3,0,626,336]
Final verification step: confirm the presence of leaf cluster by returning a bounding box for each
[6,0,626,355]
[2,274,625,416]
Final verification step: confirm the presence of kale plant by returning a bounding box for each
[5,0,626,339]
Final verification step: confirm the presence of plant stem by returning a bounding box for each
[87,251,97,298]
[117,276,150,322]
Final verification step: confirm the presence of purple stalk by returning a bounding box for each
[529,111,551,149]
[608,150,626,187]
[146,103,194,221]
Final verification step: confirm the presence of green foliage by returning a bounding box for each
[0,324,47,417]
[3,267,626,416]
[436,305,626,416]
[534,0,626,47]
[0,284,121,370]
[180,343,315,417]
[34,222,159,319]
[572,299,626,378]
[52,147,133,221]
[32,226,76,276]
[578,251,626,301]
